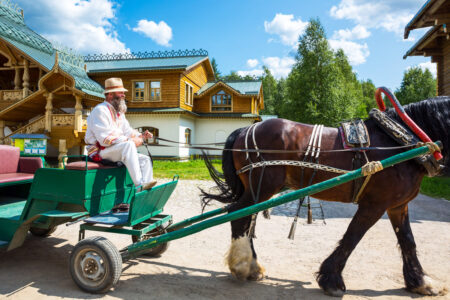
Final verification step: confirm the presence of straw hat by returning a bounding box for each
[104,78,128,94]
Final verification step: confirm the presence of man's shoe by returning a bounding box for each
[142,180,157,190]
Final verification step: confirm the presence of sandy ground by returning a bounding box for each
[0,180,449,300]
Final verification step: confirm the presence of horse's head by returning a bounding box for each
[387,96,450,177]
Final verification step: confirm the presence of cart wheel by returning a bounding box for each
[70,236,122,293]
[29,226,56,237]
[132,228,169,257]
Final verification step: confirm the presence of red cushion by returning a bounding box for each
[65,161,115,170]
[0,145,20,174]
[0,173,34,184]
[18,157,43,174]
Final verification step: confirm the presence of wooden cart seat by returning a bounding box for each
[0,173,34,184]
[65,161,117,171]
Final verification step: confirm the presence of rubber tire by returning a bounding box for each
[29,226,56,237]
[70,236,122,293]
[132,228,169,257]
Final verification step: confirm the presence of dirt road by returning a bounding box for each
[0,180,449,299]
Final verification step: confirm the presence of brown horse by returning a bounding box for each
[201,97,449,296]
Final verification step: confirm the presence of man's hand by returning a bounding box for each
[142,130,153,140]
[131,136,143,147]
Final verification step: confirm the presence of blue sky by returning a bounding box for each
[16,0,434,90]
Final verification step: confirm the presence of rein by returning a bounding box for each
[150,140,419,153]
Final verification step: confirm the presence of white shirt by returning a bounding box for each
[85,101,139,147]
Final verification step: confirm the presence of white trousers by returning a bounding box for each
[100,141,153,186]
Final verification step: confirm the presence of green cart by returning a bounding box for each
[0,153,178,274]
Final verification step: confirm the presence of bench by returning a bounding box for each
[0,145,43,187]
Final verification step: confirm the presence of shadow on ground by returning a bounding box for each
[270,193,450,223]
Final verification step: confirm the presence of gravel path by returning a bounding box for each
[0,180,449,299]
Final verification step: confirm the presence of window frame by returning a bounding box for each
[184,82,194,107]
[184,128,191,145]
[131,79,163,102]
[210,89,233,112]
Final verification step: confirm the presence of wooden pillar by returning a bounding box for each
[74,94,83,133]
[58,139,67,169]
[0,120,4,141]
[22,59,29,98]
[45,93,53,132]
[14,67,21,90]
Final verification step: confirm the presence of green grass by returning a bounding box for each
[153,159,222,180]
[154,160,450,200]
[420,176,450,200]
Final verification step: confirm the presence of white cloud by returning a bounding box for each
[264,13,308,47]
[329,39,370,65]
[418,62,437,78]
[247,59,259,68]
[238,56,295,79]
[332,25,370,40]
[237,69,264,78]
[132,19,173,47]
[17,0,128,54]
[330,0,422,36]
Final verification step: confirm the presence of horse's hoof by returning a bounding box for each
[230,261,251,281]
[226,236,253,281]
[323,289,345,297]
[247,259,266,281]
[410,276,446,296]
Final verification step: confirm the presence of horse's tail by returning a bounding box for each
[200,127,246,208]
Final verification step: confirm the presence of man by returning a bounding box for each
[85,78,157,190]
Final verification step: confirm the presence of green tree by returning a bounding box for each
[360,79,376,115]
[222,71,243,81]
[260,66,277,115]
[285,18,363,126]
[395,66,436,105]
[211,58,221,80]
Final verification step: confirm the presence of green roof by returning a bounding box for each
[85,55,208,73]
[196,81,262,96]
[0,3,104,98]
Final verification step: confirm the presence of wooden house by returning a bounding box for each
[0,1,263,161]
[404,0,450,95]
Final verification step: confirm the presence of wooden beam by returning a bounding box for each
[423,49,443,57]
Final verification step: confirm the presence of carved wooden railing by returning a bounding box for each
[52,114,74,127]
[0,90,23,102]
[2,115,46,145]
[1,114,89,145]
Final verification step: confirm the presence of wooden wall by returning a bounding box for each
[180,63,209,111]
[89,71,182,108]
[194,85,252,113]
[442,41,450,95]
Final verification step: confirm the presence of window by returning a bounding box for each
[134,81,145,101]
[185,128,191,145]
[138,126,159,144]
[211,90,232,111]
[185,83,193,106]
[132,80,162,102]
[150,81,161,101]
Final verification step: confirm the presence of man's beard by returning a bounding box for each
[112,97,127,114]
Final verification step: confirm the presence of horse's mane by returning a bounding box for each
[386,96,450,171]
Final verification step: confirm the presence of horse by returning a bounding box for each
[201,96,449,296]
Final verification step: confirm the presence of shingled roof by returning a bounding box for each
[196,80,262,96]
[84,49,211,73]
